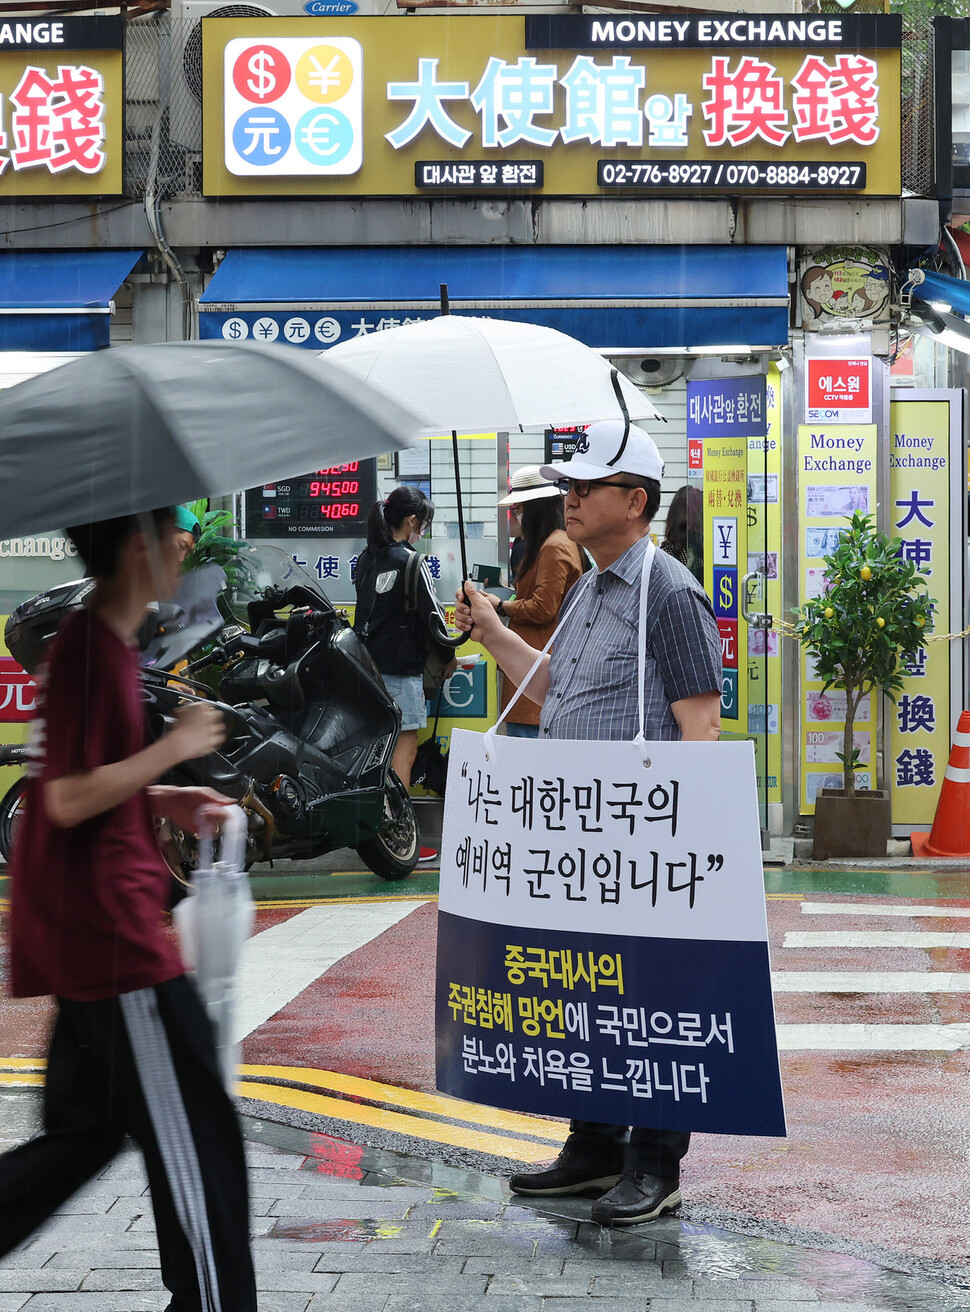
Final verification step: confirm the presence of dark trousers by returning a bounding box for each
[566,1120,691,1180]
[0,975,256,1312]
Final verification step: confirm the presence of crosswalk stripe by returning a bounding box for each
[776,1024,970,1051]
[801,902,970,918]
[234,901,418,1041]
[784,931,970,949]
[772,972,970,992]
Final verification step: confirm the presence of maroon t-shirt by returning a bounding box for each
[8,609,182,1000]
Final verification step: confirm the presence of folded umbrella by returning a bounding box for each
[173,807,253,1090]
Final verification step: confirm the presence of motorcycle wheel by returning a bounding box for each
[0,776,26,861]
[356,771,419,881]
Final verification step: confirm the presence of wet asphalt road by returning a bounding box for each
[3,854,970,1302]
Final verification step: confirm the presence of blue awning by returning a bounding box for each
[911,268,970,320]
[0,250,143,351]
[199,246,790,352]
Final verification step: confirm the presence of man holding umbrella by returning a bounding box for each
[455,419,722,1227]
[0,509,256,1312]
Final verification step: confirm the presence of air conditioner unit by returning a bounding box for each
[168,0,399,153]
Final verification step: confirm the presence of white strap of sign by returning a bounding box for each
[484,538,655,759]
[489,570,596,738]
[633,539,657,758]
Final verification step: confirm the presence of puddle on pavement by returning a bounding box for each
[244,1114,970,1308]
[269,1218,411,1243]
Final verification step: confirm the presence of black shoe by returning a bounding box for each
[590,1172,682,1226]
[509,1154,623,1198]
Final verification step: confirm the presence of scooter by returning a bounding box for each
[0,548,419,881]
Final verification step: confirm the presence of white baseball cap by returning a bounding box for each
[540,418,664,484]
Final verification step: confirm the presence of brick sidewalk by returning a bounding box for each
[0,1120,967,1312]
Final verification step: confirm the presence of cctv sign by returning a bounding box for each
[224,36,363,175]
[805,356,871,423]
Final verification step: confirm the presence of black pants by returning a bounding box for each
[566,1120,691,1180]
[0,975,256,1312]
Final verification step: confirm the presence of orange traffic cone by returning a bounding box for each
[911,710,970,857]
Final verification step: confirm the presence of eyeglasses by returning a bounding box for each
[554,477,634,498]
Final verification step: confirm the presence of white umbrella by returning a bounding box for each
[0,340,426,541]
[173,807,253,1090]
[325,315,663,435]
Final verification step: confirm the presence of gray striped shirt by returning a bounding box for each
[538,535,721,742]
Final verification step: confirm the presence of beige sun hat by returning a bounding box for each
[498,465,564,506]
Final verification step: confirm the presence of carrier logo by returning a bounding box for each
[304,1,359,12]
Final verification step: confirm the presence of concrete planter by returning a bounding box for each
[812,788,891,860]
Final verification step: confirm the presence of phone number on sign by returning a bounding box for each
[597,161,866,190]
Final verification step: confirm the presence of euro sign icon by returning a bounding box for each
[247,50,277,100]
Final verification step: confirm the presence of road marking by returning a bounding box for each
[772,972,970,992]
[240,1064,566,1145]
[784,931,970,949]
[801,901,970,918]
[0,1056,564,1158]
[234,901,418,1041]
[777,1024,970,1051]
[236,1080,558,1162]
[255,895,435,909]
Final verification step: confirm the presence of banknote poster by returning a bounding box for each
[888,397,956,829]
[797,424,878,814]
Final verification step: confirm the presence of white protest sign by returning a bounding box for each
[435,730,786,1136]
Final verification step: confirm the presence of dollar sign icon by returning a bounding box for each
[247,50,276,100]
[222,318,249,342]
[233,44,289,105]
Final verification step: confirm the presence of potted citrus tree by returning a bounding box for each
[793,512,935,858]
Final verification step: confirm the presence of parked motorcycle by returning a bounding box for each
[0,548,419,881]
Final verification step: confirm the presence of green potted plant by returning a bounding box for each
[793,512,935,858]
[181,498,244,574]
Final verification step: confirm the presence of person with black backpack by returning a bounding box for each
[354,486,459,860]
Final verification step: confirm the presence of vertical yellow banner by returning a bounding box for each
[746,365,783,808]
[888,400,951,827]
[703,438,748,729]
[797,424,878,813]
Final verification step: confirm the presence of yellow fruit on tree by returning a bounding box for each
[860,566,872,581]
[876,616,885,628]
[824,607,834,618]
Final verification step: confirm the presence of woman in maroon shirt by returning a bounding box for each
[1,508,256,1312]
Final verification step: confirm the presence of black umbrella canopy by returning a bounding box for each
[0,340,426,540]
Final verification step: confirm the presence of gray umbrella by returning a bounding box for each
[0,340,425,540]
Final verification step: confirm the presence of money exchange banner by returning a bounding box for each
[435,731,786,1136]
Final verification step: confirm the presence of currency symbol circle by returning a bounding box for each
[295,107,353,166]
[233,44,290,104]
[253,317,280,342]
[221,317,249,341]
[314,317,342,344]
[231,108,291,166]
[295,44,353,104]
